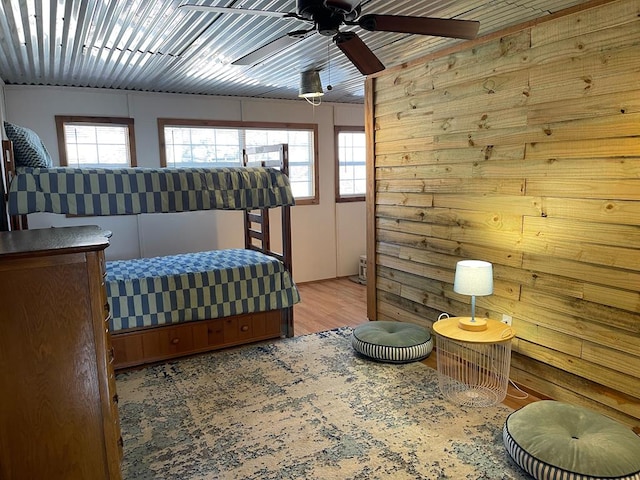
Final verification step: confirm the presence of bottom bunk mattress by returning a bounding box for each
[106,248,300,332]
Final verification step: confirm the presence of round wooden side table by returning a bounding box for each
[433,316,516,407]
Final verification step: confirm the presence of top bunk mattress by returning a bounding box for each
[106,248,300,332]
[8,166,295,216]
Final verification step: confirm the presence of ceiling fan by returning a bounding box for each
[180,0,480,75]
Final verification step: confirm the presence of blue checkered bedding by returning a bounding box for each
[106,249,300,332]
[8,166,295,215]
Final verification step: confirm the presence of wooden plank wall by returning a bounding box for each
[368,0,640,428]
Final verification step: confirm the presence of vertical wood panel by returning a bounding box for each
[365,77,377,320]
[370,0,640,428]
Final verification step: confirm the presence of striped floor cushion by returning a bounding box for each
[351,321,433,364]
[504,401,640,480]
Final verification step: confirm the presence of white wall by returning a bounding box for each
[2,85,365,283]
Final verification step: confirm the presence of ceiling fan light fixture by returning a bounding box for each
[299,70,324,103]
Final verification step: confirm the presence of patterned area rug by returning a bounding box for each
[116,328,529,479]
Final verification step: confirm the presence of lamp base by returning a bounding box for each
[457,317,488,332]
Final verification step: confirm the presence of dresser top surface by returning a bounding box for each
[0,225,110,258]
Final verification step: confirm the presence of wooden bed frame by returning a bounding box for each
[1,141,27,231]
[1,140,295,370]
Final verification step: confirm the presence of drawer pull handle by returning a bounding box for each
[241,325,249,332]
[104,302,110,313]
[171,338,180,345]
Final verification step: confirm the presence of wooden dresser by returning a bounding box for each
[0,226,122,479]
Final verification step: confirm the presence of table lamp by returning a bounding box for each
[454,260,493,331]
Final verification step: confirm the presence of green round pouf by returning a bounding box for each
[503,400,640,480]
[351,321,433,363]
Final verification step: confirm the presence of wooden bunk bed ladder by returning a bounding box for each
[245,208,271,252]
[243,143,294,335]
[243,142,293,272]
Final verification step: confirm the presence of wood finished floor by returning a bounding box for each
[293,276,368,336]
[294,276,539,410]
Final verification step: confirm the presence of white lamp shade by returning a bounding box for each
[453,260,493,296]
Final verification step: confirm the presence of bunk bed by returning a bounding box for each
[1,137,300,370]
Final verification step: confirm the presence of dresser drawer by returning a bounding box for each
[222,311,280,343]
[141,325,196,358]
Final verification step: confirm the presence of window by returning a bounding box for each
[163,126,241,167]
[335,126,366,202]
[159,119,319,204]
[55,116,137,167]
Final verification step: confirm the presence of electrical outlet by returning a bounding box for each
[502,314,512,326]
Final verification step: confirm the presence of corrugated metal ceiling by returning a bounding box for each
[0,0,590,104]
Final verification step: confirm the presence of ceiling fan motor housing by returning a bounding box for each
[297,0,360,35]
[323,0,360,15]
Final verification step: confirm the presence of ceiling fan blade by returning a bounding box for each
[179,4,291,18]
[334,32,384,76]
[232,33,306,66]
[359,14,480,40]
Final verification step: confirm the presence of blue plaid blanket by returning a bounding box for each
[106,249,300,331]
[8,166,295,215]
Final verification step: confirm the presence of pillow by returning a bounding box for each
[504,400,640,480]
[3,121,53,168]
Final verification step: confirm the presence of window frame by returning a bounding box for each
[158,118,319,205]
[55,115,137,167]
[334,126,366,203]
